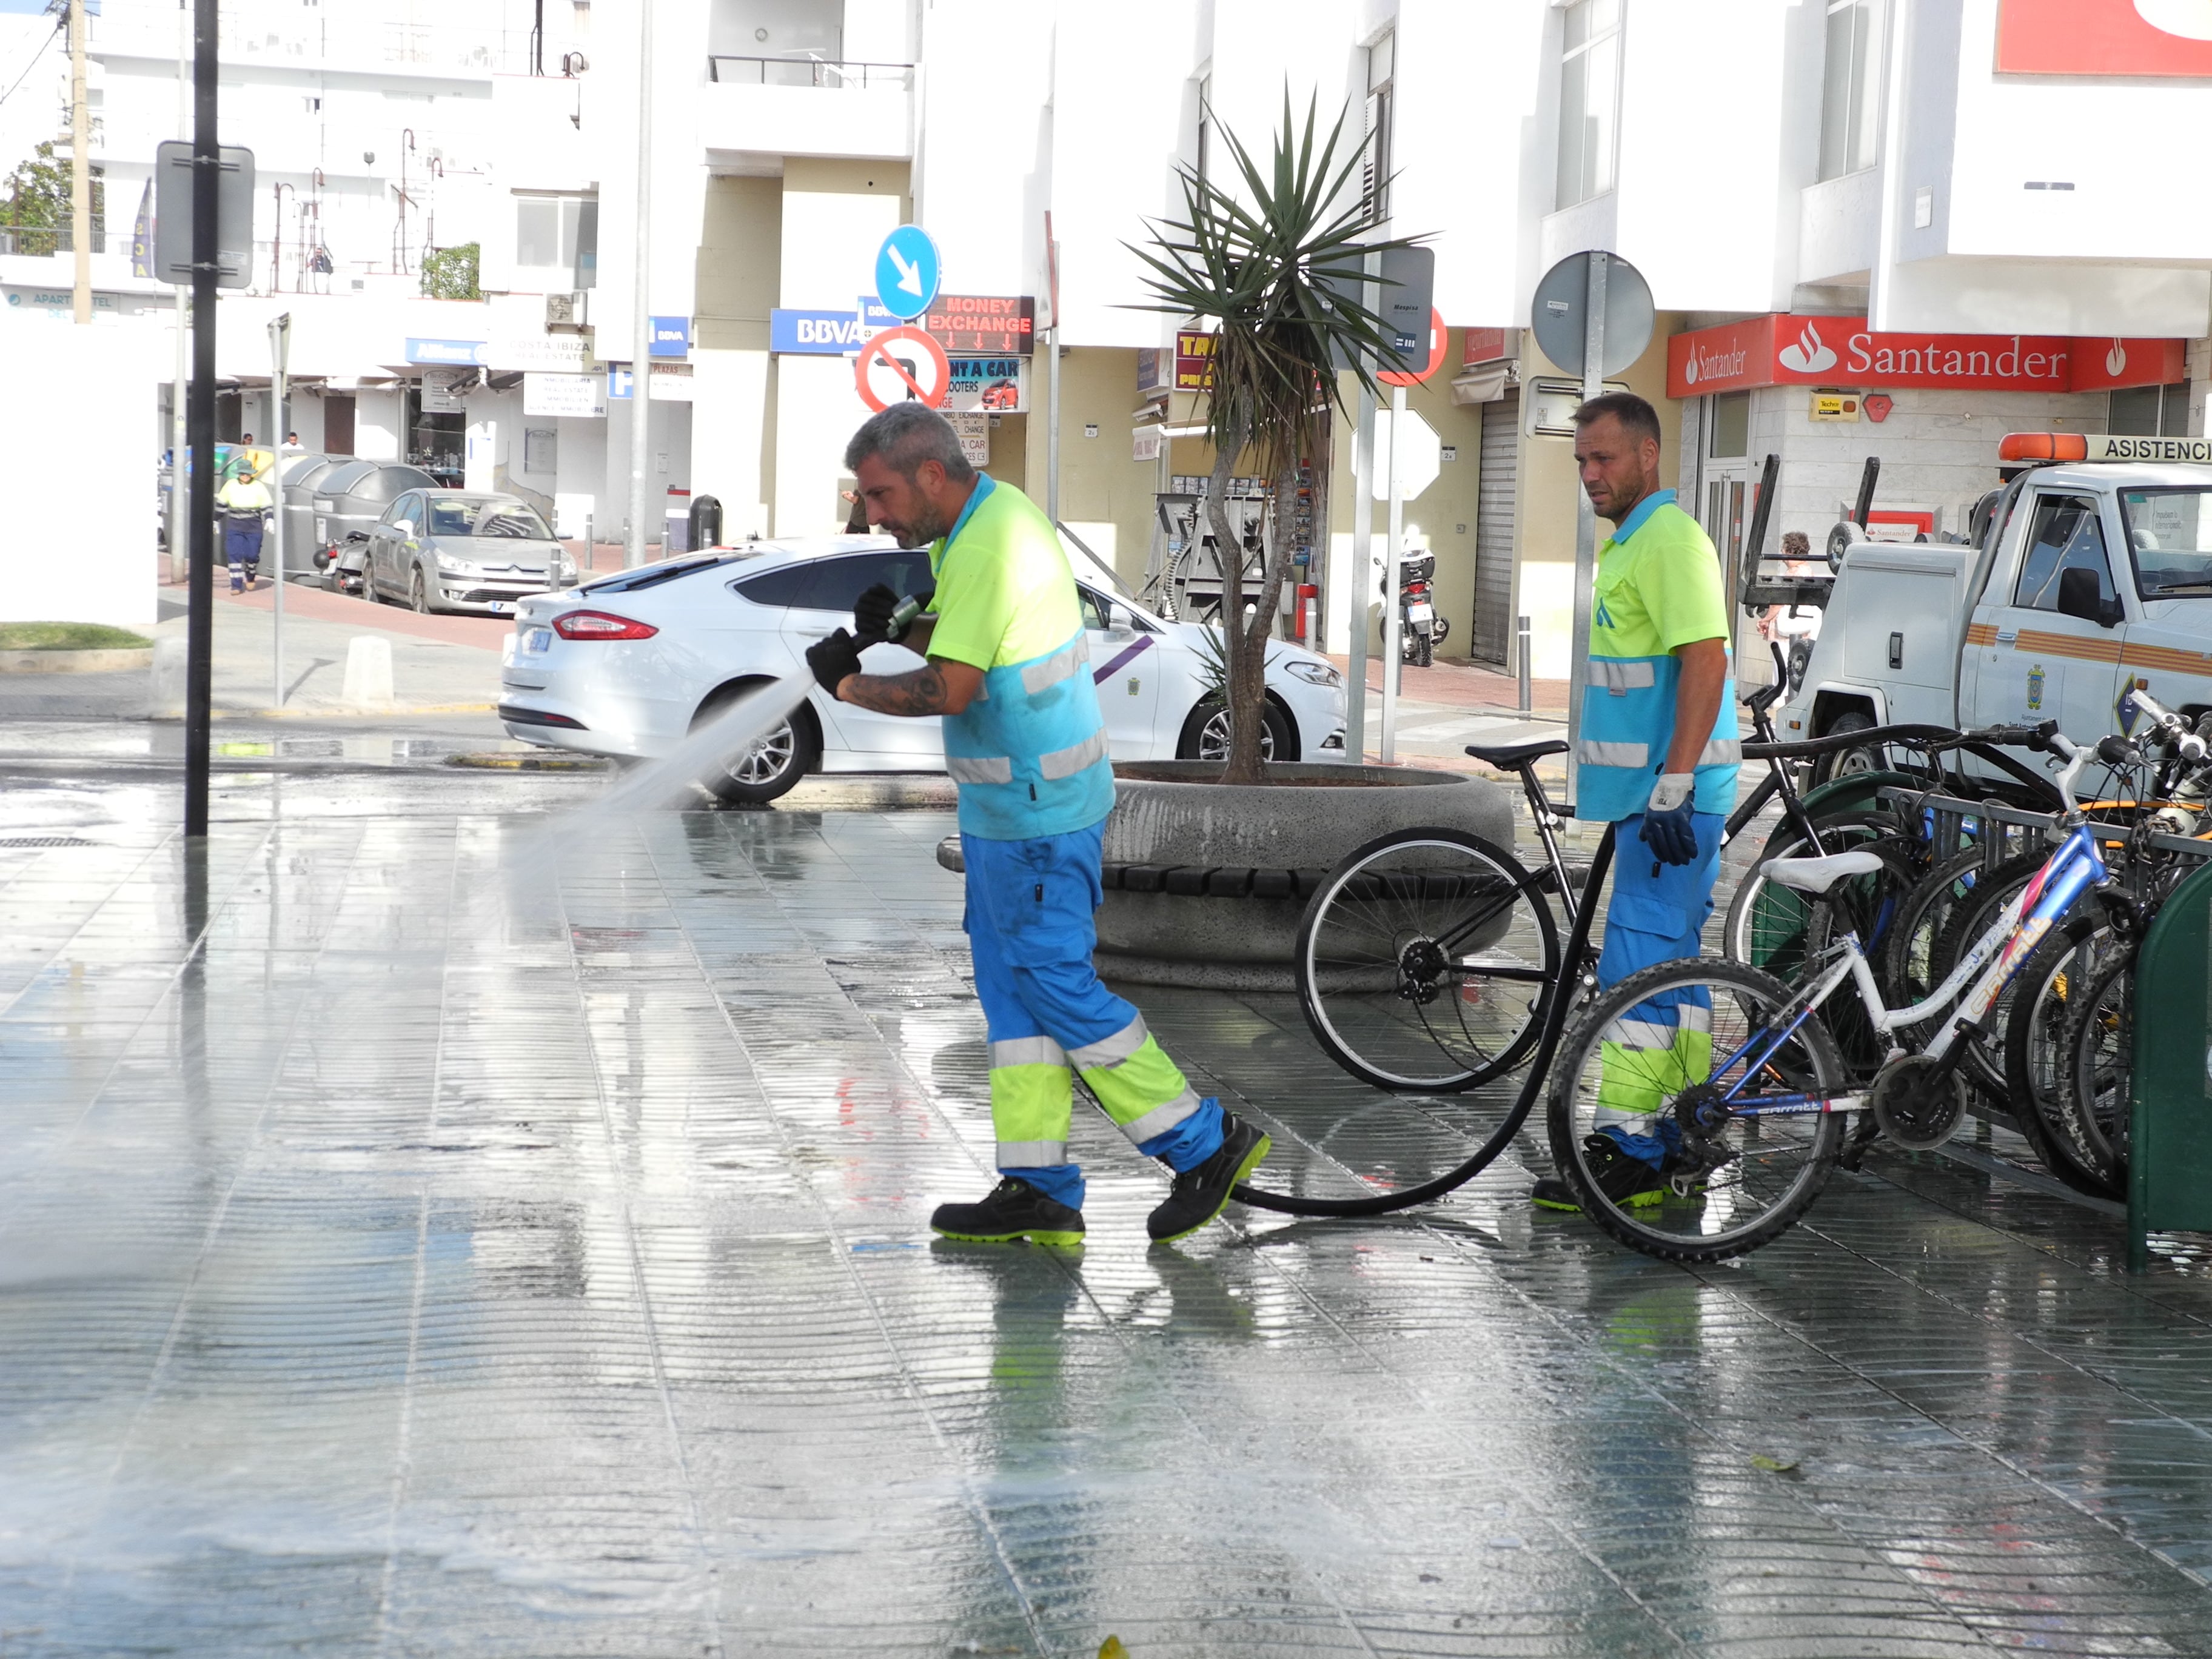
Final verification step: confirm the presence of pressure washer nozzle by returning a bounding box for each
[888,594,925,635]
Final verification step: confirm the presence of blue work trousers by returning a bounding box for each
[964,822,1223,1212]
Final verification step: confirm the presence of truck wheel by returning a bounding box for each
[1814,710,1880,785]
[1786,638,1813,694]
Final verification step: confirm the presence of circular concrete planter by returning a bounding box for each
[1095,760,1516,990]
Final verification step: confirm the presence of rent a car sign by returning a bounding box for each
[1667,313,2187,397]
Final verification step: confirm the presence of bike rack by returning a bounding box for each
[1877,787,2212,875]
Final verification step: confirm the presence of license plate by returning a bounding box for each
[485,602,508,614]
[526,628,552,653]
[1408,603,1435,622]
[315,517,327,540]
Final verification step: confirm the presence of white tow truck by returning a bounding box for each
[1777,433,2212,769]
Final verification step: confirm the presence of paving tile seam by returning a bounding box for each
[42,817,369,1623]
[1745,1216,2212,1603]
[630,816,1054,1659]
[1174,990,2030,1654]
[753,833,1432,1659]
[1858,1156,2212,1333]
[0,825,300,1260]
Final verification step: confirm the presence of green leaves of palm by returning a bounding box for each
[1126,90,1426,478]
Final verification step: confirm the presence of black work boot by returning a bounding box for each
[930,1177,1086,1246]
[1530,1132,1671,1213]
[1147,1112,1272,1242]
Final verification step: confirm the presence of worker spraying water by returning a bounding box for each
[806,404,1270,1246]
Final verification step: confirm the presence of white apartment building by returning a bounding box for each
[15,0,2212,669]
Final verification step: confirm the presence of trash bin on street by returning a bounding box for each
[2128,858,2212,1270]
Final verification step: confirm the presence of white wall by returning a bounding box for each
[691,348,773,538]
[1,317,159,628]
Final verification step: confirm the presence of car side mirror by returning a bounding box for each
[2056,566,2122,628]
[1105,601,1135,635]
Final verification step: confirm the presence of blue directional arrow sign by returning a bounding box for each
[873,224,942,321]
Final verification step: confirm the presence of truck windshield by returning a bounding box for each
[2119,490,2212,597]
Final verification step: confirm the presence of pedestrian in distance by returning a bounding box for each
[1529,392,1740,1215]
[215,463,274,592]
[804,404,1272,1247]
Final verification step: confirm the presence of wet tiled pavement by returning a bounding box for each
[5,756,2212,1657]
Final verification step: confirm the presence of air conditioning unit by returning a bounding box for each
[545,291,589,331]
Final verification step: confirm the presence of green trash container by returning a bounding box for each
[2128,859,2212,1270]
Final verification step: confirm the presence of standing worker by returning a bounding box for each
[803,404,1272,1246]
[215,462,274,593]
[1530,392,1740,1213]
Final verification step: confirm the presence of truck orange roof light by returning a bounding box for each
[1999,432,2087,462]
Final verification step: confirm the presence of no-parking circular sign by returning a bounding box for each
[1378,307,1447,387]
[854,326,952,411]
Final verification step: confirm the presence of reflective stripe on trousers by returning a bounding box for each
[1068,1013,1204,1144]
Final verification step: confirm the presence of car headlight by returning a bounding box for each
[1284,659,1342,688]
[435,551,476,575]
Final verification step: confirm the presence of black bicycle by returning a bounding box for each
[1233,658,1887,1219]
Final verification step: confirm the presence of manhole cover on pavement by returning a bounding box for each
[0,836,96,848]
[444,753,610,771]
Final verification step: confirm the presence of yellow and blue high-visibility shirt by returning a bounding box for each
[926,475,1115,840]
[1576,489,1741,823]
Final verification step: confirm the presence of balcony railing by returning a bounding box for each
[706,55,913,90]
[0,225,106,257]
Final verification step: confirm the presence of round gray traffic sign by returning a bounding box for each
[1530,250,1654,378]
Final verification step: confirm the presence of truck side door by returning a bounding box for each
[1968,489,2127,743]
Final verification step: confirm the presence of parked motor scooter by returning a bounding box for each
[1396,549,1447,666]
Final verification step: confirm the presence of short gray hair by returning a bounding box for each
[844,403,975,483]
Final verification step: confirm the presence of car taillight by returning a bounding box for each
[552,609,658,640]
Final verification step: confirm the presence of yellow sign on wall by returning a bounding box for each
[1811,392,1862,422]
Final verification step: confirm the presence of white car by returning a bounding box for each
[497,534,1349,802]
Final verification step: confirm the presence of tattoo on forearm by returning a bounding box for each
[843,665,949,716]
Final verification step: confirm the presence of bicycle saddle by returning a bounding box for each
[1762,847,1885,894]
[1464,738,1569,768]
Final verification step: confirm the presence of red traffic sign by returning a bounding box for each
[1378,307,1447,387]
[855,326,952,411]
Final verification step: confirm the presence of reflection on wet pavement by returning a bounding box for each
[3,760,2212,1656]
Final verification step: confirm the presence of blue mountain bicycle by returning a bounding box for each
[1546,696,2206,1261]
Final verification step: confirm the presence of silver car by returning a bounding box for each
[365,490,575,616]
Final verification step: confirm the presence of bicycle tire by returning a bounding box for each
[1296,828,1561,1093]
[1723,808,1912,979]
[1927,851,2046,1102]
[1546,957,1848,1262]
[1882,845,1990,1010]
[2002,916,2126,1198]
[2060,947,2134,1192]
[1233,827,1618,1220]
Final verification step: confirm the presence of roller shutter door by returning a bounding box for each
[1472,390,1518,666]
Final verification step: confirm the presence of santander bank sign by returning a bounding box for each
[1666,313,2185,400]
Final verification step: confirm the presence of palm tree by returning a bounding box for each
[1130,91,1426,782]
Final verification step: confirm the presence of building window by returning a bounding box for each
[1556,0,1621,210]
[1362,34,1394,224]
[515,193,597,290]
[1707,390,1750,459]
[1818,0,1885,182]
[2110,380,2190,438]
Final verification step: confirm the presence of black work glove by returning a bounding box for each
[853,582,908,643]
[805,627,865,695]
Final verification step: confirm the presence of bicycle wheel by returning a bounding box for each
[2002,917,2127,1198]
[1928,851,2045,1102]
[1723,809,1911,979]
[2058,947,2133,1192]
[1297,828,1561,1093]
[1882,845,1991,1010]
[1547,958,1848,1262]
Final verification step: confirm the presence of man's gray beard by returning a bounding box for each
[897,505,956,548]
